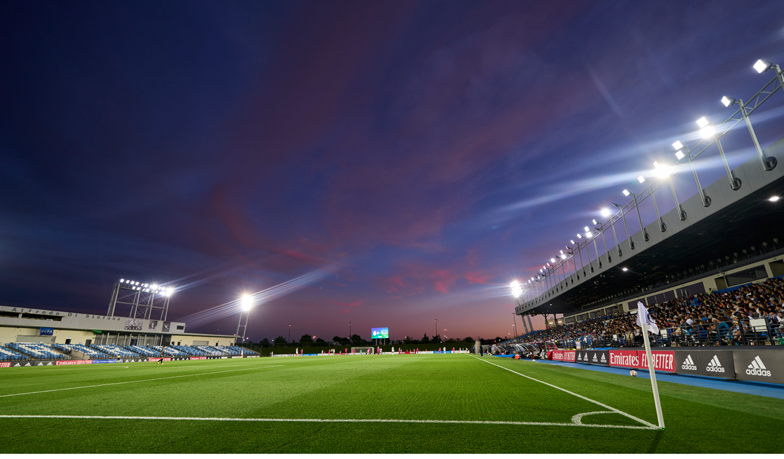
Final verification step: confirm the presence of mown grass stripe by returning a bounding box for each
[0,414,659,430]
[0,365,282,398]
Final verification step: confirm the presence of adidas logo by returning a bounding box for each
[592,353,598,363]
[681,355,697,371]
[706,355,725,373]
[600,354,606,363]
[746,356,771,377]
[577,353,583,361]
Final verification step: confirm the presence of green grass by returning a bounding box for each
[0,354,781,453]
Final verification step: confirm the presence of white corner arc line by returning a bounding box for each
[0,366,284,399]
[0,415,658,430]
[474,357,656,429]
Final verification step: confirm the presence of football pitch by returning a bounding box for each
[0,354,781,453]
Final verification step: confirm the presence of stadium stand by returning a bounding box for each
[92,344,142,358]
[124,345,158,357]
[0,345,29,361]
[149,345,190,357]
[506,277,784,351]
[50,343,112,358]
[223,345,257,356]
[6,343,67,360]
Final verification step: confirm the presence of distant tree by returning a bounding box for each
[403,336,413,344]
[332,336,343,344]
[260,338,271,348]
[463,337,474,343]
[431,334,442,344]
[273,336,286,347]
[315,337,326,346]
[351,334,363,346]
[299,334,314,346]
[421,333,430,344]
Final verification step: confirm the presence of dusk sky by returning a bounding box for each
[2,1,783,343]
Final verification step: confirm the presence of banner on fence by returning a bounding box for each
[56,360,92,365]
[674,350,734,377]
[0,362,10,368]
[732,350,784,384]
[608,350,675,372]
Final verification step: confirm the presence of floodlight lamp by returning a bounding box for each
[151,284,158,290]
[576,234,582,239]
[120,279,124,283]
[560,249,564,254]
[637,175,645,183]
[550,258,556,263]
[570,240,575,244]
[241,294,253,311]
[623,189,630,197]
[675,150,685,160]
[696,117,709,128]
[622,267,628,272]
[770,196,780,202]
[601,207,611,217]
[753,59,770,74]
[167,287,173,292]
[586,231,593,238]
[699,125,715,138]
[721,96,734,107]
[584,226,589,232]
[672,141,684,151]
[592,219,598,225]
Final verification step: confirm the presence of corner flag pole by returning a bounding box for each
[638,302,664,429]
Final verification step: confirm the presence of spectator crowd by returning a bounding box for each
[511,277,784,348]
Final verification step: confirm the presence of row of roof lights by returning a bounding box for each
[119,279,174,296]
[519,58,782,299]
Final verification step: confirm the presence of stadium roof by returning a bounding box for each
[517,136,784,317]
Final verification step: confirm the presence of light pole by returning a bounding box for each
[235,295,253,345]
[349,322,352,341]
[288,324,291,343]
[434,319,437,339]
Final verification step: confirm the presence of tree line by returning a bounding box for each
[251,333,476,348]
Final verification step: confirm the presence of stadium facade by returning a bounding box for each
[0,305,236,347]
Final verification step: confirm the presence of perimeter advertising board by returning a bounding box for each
[608,350,675,372]
[732,350,784,384]
[674,350,735,378]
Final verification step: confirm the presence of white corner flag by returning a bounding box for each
[636,302,659,335]
[637,301,664,429]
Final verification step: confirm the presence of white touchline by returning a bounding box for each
[0,365,284,399]
[473,357,656,429]
[0,414,658,430]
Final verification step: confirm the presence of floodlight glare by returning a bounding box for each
[696,117,709,128]
[586,231,593,238]
[622,267,628,272]
[151,284,158,290]
[753,59,769,73]
[550,258,556,263]
[241,294,253,311]
[699,125,715,138]
[672,141,684,151]
[601,208,611,217]
[637,175,645,183]
[675,150,685,160]
[654,161,670,178]
[721,96,733,107]
[120,279,125,283]
[510,281,522,298]
[623,189,630,196]
[770,196,780,202]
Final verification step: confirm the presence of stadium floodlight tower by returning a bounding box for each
[236,294,253,344]
[107,279,174,321]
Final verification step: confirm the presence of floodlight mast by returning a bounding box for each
[721,96,777,171]
[107,279,172,321]
[673,142,710,207]
[697,117,742,191]
[236,295,253,344]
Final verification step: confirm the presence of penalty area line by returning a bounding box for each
[0,415,659,430]
[473,356,657,429]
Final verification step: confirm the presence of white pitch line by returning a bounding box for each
[0,414,658,430]
[474,357,657,429]
[0,365,284,399]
